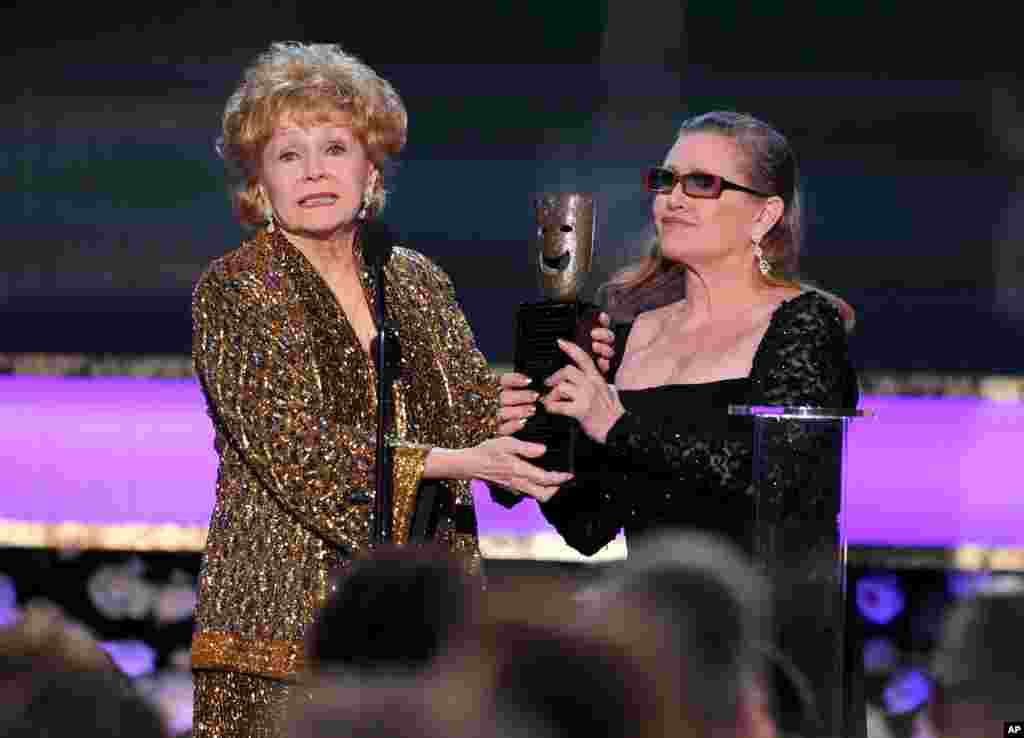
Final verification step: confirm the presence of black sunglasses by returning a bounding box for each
[645,167,773,199]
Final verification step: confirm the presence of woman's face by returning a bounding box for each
[653,132,768,270]
[259,111,376,241]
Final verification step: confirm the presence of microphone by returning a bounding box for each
[363,218,401,375]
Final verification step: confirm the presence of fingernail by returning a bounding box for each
[527,406,537,415]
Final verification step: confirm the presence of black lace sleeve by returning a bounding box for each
[539,411,752,556]
[750,292,859,408]
[538,292,859,555]
[536,438,630,552]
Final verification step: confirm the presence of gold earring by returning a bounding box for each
[357,190,372,221]
[359,171,379,221]
[260,189,275,233]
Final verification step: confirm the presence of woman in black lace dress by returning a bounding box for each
[496,111,859,556]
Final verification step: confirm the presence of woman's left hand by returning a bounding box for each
[591,312,616,375]
[542,338,626,444]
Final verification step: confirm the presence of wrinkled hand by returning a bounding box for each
[497,372,538,436]
[469,436,572,502]
[542,339,625,444]
[591,312,616,375]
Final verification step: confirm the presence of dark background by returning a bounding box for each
[6,1,1023,372]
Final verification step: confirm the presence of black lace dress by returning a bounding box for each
[493,291,859,556]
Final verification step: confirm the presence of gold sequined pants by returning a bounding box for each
[193,670,307,738]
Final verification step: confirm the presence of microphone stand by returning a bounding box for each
[364,219,441,546]
[370,235,401,545]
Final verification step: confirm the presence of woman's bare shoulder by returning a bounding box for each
[765,285,805,307]
[751,286,806,323]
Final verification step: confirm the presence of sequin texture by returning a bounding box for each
[193,670,311,738]
[191,230,500,730]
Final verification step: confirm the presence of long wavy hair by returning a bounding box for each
[601,111,854,330]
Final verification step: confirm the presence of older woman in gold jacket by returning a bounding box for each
[190,42,597,737]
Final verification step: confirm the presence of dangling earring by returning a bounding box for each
[358,171,378,221]
[752,238,771,277]
[357,189,371,221]
[260,188,275,234]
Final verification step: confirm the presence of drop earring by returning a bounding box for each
[261,189,275,234]
[752,238,771,277]
[358,172,378,221]
[357,190,371,221]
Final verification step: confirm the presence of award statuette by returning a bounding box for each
[513,193,600,472]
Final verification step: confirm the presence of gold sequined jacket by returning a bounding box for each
[190,229,500,681]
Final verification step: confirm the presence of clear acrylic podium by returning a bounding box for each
[729,405,872,738]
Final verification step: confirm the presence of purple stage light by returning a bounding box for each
[2,377,1023,549]
[856,574,907,625]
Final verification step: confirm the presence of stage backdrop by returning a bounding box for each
[7,2,1024,373]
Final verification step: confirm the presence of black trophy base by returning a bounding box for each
[513,300,600,473]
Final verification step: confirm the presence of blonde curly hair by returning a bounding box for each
[217,41,408,227]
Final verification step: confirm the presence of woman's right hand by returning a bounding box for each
[497,372,539,436]
[426,437,571,502]
[469,436,572,502]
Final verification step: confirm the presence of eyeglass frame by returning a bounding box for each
[645,166,774,199]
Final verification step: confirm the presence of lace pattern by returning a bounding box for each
[532,292,858,555]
